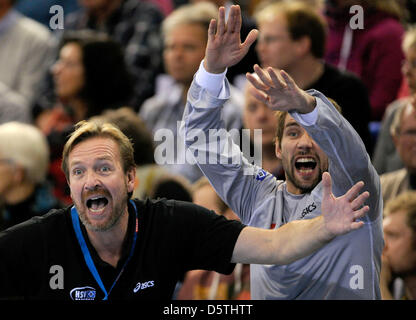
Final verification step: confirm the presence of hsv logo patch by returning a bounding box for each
[70,286,97,300]
[255,169,267,181]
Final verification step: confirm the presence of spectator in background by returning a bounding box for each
[381,191,416,300]
[380,102,416,205]
[189,0,259,89]
[373,26,416,175]
[254,1,373,154]
[0,122,61,231]
[140,1,243,183]
[324,0,405,121]
[36,31,134,204]
[148,174,193,203]
[177,177,250,300]
[243,80,284,179]
[0,0,55,122]
[64,0,164,110]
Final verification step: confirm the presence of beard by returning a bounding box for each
[74,186,129,232]
[283,152,328,193]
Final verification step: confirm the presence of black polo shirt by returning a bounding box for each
[0,198,245,300]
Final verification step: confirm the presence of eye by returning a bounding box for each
[72,168,83,176]
[286,130,299,138]
[99,165,112,174]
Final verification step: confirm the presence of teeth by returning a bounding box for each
[296,158,315,163]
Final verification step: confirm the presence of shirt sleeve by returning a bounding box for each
[170,200,246,275]
[194,60,228,98]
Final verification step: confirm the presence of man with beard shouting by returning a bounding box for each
[0,117,369,300]
[182,4,383,299]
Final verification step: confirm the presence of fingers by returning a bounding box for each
[267,68,287,89]
[245,74,269,103]
[350,191,370,210]
[353,205,369,220]
[241,29,259,51]
[321,171,332,201]
[280,70,296,91]
[217,6,226,36]
[207,18,216,40]
[253,64,274,88]
[343,180,365,202]
[350,221,365,231]
[228,5,241,34]
[246,69,269,92]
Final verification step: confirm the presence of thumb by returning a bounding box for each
[241,29,258,51]
[321,171,332,201]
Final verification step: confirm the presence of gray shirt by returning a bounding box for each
[182,65,384,299]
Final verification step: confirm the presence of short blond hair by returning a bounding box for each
[384,191,416,235]
[0,122,49,184]
[162,1,217,39]
[61,120,135,180]
[403,25,416,52]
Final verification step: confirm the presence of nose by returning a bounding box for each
[52,60,63,76]
[84,170,101,191]
[255,104,270,122]
[297,131,314,150]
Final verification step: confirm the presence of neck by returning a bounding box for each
[67,98,88,122]
[4,182,35,205]
[86,209,129,268]
[286,57,324,90]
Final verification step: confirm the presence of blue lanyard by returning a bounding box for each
[70,200,138,300]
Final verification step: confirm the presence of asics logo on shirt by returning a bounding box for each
[301,202,316,218]
[133,280,155,293]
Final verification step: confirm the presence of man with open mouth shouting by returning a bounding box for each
[183,5,383,299]
[0,108,370,299]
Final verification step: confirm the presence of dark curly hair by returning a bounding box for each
[60,30,134,118]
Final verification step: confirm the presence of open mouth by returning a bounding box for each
[86,196,109,213]
[294,157,317,173]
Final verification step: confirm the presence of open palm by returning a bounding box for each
[321,172,369,238]
[204,5,258,74]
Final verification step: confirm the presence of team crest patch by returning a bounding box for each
[70,286,97,300]
[255,169,267,181]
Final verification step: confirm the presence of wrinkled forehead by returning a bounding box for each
[69,136,120,164]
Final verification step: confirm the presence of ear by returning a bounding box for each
[126,167,136,193]
[275,138,283,160]
[295,36,311,57]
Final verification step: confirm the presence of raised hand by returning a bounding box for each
[204,5,258,74]
[321,172,369,238]
[246,64,316,114]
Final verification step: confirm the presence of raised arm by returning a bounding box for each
[232,172,369,265]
